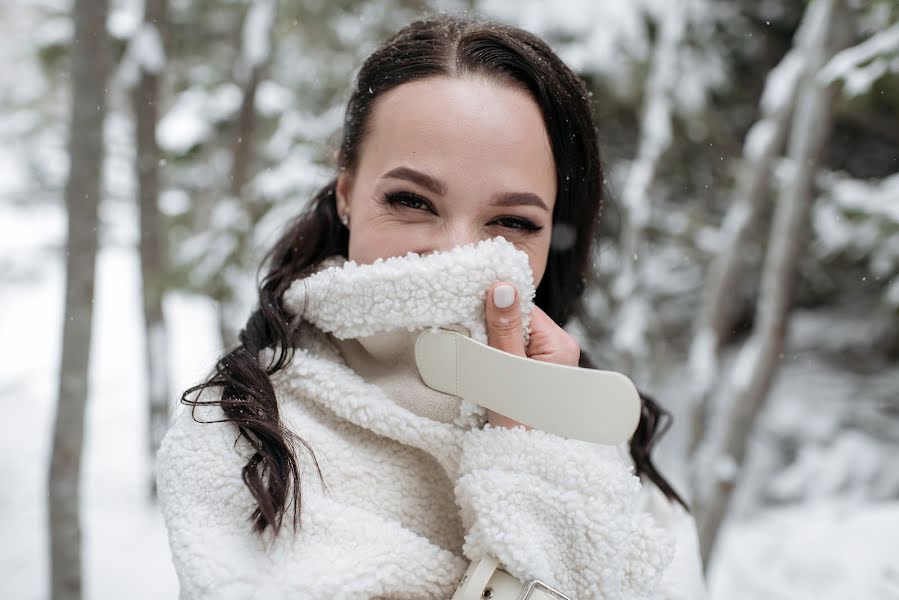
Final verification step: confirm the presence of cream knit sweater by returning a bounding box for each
[157,237,707,599]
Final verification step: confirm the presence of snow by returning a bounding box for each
[117,23,167,89]
[727,336,760,395]
[0,201,64,257]
[612,297,649,357]
[793,0,831,51]
[664,328,899,599]
[157,85,242,154]
[759,51,805,115]
[843,58,891,96]
[820,171,899,223]
[0,145,30,197]
[478,0,729,107]
[159,188,191,217]
[744,119,783,163]
[253,146,333,201]
[1,4,51,106]
[819,21,899,95]
[107,0,142,40]
[480,0,650,94]
[709,500,899,599]
[712,453,738,482]
[873,236,899,280]
[717,201,752,247]
[156,92,212,155]
[239,0,276,77]
[888,278,899,307]
[688,327,718,395]
[133,24,166,74]
[148,321,168,405]
[811,171,899,295]
[654,319,899,600]
[769,431,899,501]
[34,16,73,48]
[264,103,344,158]
[255,80,294,118]
[0,199,220,599]
[812,201,857,256]
[786,307,897,357]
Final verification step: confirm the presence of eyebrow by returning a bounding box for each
[381,165,550,212]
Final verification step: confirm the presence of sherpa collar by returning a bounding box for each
[274,237,541,470]
[280,236,537,347]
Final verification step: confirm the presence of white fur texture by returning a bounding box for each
[157,236,707,599]
[281,237,536,345]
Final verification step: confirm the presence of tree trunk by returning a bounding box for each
[48,0,111,598]
[131,0,171,499]
[217,0,275,347]
[611,0,685,381]
[230,68,260,199]
[684,32,808,473]
[695,0,853,566]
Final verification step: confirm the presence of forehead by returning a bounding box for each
[360,77,556,201]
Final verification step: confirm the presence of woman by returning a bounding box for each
[157,13,707,600]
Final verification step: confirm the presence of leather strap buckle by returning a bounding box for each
[518,579,572,600]
[452,556,573,600]
[414,327,641,445]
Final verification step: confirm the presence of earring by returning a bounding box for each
[341,213,350,227]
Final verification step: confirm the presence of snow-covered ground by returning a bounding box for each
[711,500,899,598]
[0,201,220,599]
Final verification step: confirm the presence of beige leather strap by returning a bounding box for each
[452,556,572,600]
[414,328,641,445]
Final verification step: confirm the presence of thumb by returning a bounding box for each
[485,282,526,358]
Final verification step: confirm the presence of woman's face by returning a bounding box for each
[335,76,557,287]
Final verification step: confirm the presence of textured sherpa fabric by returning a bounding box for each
[281,236,538,430]
[156,236,708,599]
[281,236,536,345]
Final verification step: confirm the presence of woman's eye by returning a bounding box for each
[383,191,542,233]
[493,217,542,233]
[384,191,432,212]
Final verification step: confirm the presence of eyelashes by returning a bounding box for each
[381,191,544,233]
[384,191,431,212]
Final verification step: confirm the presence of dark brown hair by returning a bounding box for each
[182,12,688,538]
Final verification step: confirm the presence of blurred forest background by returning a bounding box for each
[1,0,897,598]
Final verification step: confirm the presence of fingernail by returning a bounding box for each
[493,284,515,309]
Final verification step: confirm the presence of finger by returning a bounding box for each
[485,282,526,357]
[523,304,554,342]
[522,306,547,356]
[524,305,581,366]
[526,304,552,333]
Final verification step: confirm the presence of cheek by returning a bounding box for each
[347,221,427,265]
[523,239,551,288]
[530,254,547,287]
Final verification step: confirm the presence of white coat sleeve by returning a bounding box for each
[156,400,278,600]
[636,482,709,600]
[156,399,470,599]
[452,423,679,599]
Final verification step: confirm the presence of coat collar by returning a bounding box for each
[274,237,539,475]
[280,236,537,346]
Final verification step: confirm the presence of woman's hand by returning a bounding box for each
[484,282,581,429]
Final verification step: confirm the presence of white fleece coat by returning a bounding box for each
[157,237,707,599]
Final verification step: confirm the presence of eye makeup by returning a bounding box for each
[379,190,544,233]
